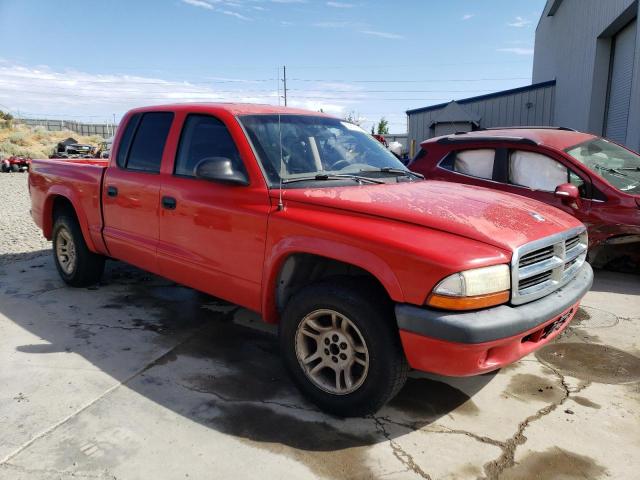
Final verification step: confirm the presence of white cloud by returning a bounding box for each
[507,16,532,27]
[222,10,252,20]
[461,14,474,20]
[0,62,364,123]
[289,99,345,115]
[313,21,354,28]
[182,0,214,10]
[497,47,534,55]
[359,30,404,40]
[327,1,354,8]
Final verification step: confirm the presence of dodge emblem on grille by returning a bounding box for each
[529,211,546,222]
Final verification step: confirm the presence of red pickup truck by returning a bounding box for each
[29,104,593,416]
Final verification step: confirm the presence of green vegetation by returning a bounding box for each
[376,117,389,135]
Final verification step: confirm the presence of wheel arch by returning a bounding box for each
[262,237,404,324]
[43,189,98,253]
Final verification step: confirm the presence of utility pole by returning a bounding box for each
[283,65,288,106]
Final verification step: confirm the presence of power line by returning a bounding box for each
[0,71,529,85]
[0,82,508,95]
[289,77,531,83]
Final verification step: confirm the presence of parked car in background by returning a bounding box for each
[409,128,640,269]
[1,155,31,172]
[50,141,95,159]
[28,104,593,416]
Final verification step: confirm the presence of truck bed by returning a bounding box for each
[29,158,110,255]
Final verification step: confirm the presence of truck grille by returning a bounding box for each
[511,227,588,305]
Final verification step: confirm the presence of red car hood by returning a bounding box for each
[279,181,584,252]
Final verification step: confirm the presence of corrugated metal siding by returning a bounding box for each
[533,0,638,144]
[605,19,637,143]
[407,83,556,147]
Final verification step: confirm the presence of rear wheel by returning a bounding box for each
[279,278,408,416]
[52,212,105,286]
[10,164,19,173]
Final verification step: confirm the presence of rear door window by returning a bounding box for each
[116,113,140,168]
[441,149,496,180]
[125,112,174,173]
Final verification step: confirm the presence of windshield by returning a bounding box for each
[239,114,409,185]
[565,138,640,194]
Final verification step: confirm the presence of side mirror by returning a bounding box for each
[554,183,581,207]
[194,157,249,186]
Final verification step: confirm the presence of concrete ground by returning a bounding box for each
[0,252,638,480]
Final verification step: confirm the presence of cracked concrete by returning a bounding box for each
[0,257,640,479]
[0,247,638,479]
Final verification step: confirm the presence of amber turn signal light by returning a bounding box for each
[426,290,510,311]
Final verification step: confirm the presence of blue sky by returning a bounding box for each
[0,0,546,132]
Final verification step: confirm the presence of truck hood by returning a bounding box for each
[279,180,583,252]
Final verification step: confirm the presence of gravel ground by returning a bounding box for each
[0,172,51,265]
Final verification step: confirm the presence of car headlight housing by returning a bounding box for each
[427,264,510,310]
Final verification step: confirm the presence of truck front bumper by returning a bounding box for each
[395,263,593,376]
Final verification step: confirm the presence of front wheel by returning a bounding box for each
[52,213,105,286]
[10,164,19,173]
[279,278,408,416]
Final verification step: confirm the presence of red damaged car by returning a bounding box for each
[409,128,640,268]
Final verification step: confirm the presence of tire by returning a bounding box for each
[1,163,8,173]
[10,164,19,173]
[52,212,105,287]
[279,277,408,417]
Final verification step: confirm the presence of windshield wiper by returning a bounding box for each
[282,173,385,185]
[360,167,424,179]
[594,164,628,177]
[619,166,640,171]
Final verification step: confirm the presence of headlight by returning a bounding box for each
[427,264,510,310]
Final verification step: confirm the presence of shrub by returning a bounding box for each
[7,132,29,146]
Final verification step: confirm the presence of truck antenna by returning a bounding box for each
[277,113,285,211]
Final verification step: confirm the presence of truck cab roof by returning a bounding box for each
[125,103,330,117]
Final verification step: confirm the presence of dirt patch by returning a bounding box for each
[500,447,607,480]
[536,343,640,384]
[572,307,591,325]
[504,373,564,403]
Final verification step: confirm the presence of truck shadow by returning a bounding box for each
[0,252,494,466]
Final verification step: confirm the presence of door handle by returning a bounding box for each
[162,196,177,210]
[106,186,118,197]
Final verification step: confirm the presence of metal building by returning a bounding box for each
[406,0,639,155]
[406,81,556,155]
[534,0,640,151]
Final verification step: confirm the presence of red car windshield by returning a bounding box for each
[239,114,406,185]
[565,138,640,194]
